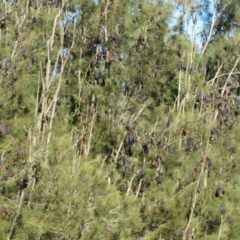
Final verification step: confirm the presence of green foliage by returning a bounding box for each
[1,0,240,239]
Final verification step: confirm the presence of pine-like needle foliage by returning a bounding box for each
[0,0,240,239]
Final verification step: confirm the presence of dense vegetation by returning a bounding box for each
[0,0,240,239]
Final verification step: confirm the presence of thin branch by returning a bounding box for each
[177,69,182,111]
[183,143,211,239]
[7,191,25,240]
[201,9,216,55]
[221,56,240,96]
[86,113,96,156]
[217,215,224,240]
[114,131,127,164]
[126,174,136,196]
[135,178,143,198]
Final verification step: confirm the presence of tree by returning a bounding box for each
[0,0,240,239]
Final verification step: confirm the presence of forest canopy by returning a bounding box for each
[0,0,240,239]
